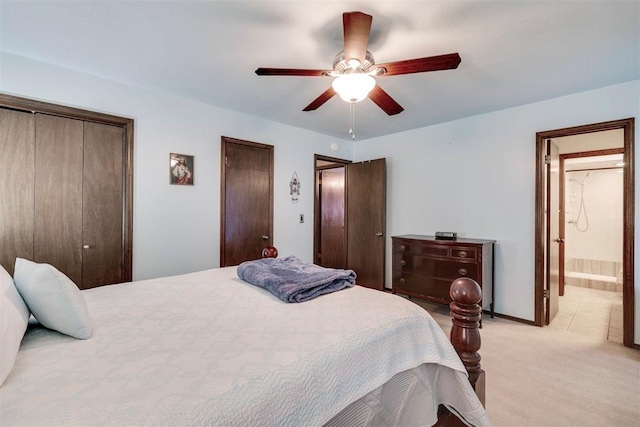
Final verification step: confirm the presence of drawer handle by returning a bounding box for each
[458,268,468,276]
[400,278,406,285]
[458,251,468,258]
[400,244,406,251]
[400,260,406,266]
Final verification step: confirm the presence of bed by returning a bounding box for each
[0,251,490,426]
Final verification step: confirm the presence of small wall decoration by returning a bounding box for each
[289,171,300,203]
[170,153,194,185]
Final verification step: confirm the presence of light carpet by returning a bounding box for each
[413,300,640,427]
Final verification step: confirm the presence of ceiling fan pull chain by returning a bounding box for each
[349,102,355,140]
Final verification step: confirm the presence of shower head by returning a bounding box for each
[569,171,589,185]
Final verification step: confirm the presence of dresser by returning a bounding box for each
[392,235,495,317]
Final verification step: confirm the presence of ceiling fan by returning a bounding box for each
[255,11,461,116]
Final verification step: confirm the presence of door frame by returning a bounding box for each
[559,147,625,296]
[313,154,351,266]
[0,93,134,282]
[534,118,635,348]
[544,138,561,324]
[220,136,274,267]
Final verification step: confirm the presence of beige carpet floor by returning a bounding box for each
[413,300,640,427]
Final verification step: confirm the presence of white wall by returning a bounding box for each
[0,52,352,280]
[2,52,638,344]
[353,80,640,343]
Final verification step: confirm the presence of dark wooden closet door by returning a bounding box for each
[347,159,386,290]
[0,109,35,275]
[34,114,84,285]
[221,138,273,267]
[82,122,124,289]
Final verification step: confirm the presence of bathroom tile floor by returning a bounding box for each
[550,284,623,343]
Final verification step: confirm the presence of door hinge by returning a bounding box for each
[225,156,228,166]
[544,155,551,164]
[543,289,550,298]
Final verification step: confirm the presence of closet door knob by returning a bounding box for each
[400,260,406,266]
[262,235,269,240]
[376,232,383,237]
[83,244,90,250]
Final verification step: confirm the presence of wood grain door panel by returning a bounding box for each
[34,114,83,285]
[221,138,273,267]
[347,159,386,290]
[0,109,35,275]
[225,168,270,265]
[82,122,124,289]
[319,167,346,268]
[0,94,134,289]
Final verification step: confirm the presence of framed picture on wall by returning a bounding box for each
[170,153,194,185]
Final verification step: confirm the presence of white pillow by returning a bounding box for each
[0,264,30,386]
[13,258,92,340]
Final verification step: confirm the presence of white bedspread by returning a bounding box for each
[0,267,489,426]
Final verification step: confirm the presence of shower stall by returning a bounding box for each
[564,160,623,292]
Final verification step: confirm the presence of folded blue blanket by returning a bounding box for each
[237,256,356,303]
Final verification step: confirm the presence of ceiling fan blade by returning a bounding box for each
[255,68,329,77]
[376,53,461,76]
[368,85,404,116]
[303,87,337,111]
[343,12,373,65]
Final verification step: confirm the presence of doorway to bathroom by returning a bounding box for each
[534,118,635,348]
[559,144,624,343]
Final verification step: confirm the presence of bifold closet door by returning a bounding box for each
[0,109,35,276]
[34,114,84,285]
[82,122,124,289]
[0,95,132,289]
[33,115,125,289]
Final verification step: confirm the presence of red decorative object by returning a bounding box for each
[261,246,278,258]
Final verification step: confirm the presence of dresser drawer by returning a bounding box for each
[394,253,474,279]
[413,244,448,258]
[393,240,413,253]
[434,260,479,281]
[393,241,448,258]
[392,272,451,303]
[393,253,438,273]
[449,246,478,261]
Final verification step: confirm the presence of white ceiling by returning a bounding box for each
[1,1,638,141]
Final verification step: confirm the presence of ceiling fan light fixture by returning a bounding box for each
[332,73,376,103]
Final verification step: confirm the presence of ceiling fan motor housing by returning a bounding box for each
[333,50,376,73]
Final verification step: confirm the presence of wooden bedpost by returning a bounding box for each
[449,277,485,407]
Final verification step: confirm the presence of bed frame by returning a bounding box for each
[435,276,485,426]
[261,247,485,426]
